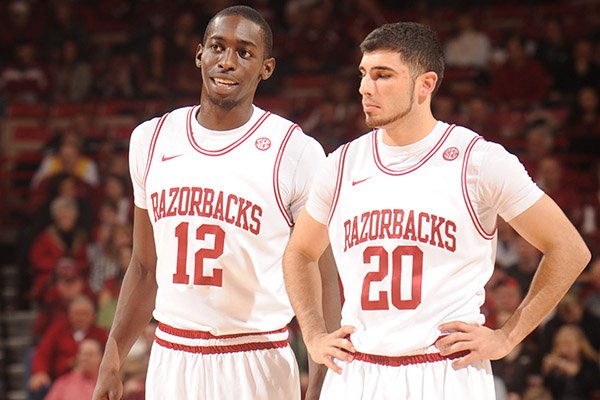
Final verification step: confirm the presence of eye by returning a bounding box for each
[238,49,251,59]
[210,44,222,52]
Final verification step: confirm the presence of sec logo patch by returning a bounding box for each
[443,147,459,161]
[255,137,271,150]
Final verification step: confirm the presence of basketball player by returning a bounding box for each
[93,6,336,400]
[282,22,591,399]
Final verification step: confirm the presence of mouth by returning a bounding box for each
[211,77,239,88]
[362,103,379,113]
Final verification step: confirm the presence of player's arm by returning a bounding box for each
[437,194,590,367]
[305,245,342,399]
[283,209,355,374]
[94,206,157,400]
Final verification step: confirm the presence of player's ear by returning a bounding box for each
[260,57,276,80]
[195,44,203,68]
[418,71,437,98]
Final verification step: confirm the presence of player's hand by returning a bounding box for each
[435,321,512,369]
[93,367,123,400]
[305,325,356,374]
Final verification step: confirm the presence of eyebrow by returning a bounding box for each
[209,35,258,48]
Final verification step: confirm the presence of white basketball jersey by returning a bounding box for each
[139,105,310,334]
[327,123,496,356]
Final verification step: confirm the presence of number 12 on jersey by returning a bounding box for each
[361,245,423,310]
[172,222,225,286]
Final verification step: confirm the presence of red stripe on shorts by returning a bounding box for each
[154,337,289,354]
[157,322,288,339]
[353,350,469,367]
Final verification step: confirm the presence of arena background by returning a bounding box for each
[0,0,599,399]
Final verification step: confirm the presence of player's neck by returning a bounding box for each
[196,100,254,131]
[381,110,438,147]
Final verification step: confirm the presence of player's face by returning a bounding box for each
[359,51,416,128]
[197,15,274,110]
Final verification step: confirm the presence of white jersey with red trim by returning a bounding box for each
[129,105,324,335]
[325,122,540,356]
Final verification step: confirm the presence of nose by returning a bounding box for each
[218,48,236,71]
[359,75,373,96]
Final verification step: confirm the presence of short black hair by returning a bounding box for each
[360,22,444,94]
[203,5,273,58]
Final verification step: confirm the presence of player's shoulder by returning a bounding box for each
[130,105,193,142]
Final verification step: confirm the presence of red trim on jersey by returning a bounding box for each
[327,144,350,226]
[372,124,456,175]
[273,124,298,227]
[142,112,170,187]
[461,136,496,240]
[186,106,271,156]
[353,349,469,367]
[157,322,288,339]
[155,337,289,354]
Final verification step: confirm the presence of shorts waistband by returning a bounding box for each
[353,350,468,367]
[155,322,289,354]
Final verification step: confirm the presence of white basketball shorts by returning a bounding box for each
[320,345,495,399]
[146,322,300,400]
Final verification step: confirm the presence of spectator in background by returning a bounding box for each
[495,219,520,270]
[32,257,96,339]
[45,338,104,400]
[302,70,362,152]
[489,35,550,109]
[0,0,45,53]
[51,38,93,103]
[169,9,201,63]
[534,156,583,226]
[28,172,95,237]
[0,41,49,103]
[534,19,571,104]
[556,39,600,102]
[580,160,600,254]
[94,173,131,224]
[460,95,503,142]
[578,258,600,319]
[28,196,89,300]
[134,32,170,99]
[443,11,491,69]
[95,44,136,99]
[541,324,600,400]
[539,291,600,354]
[46,0,89,51]
[28,296,107,400]
[506,236,542,295]
[88,222,132,294]
[518,120,558,178]
[566,86,600,158]
[96,244,132,329]
[284,0,348,73]
[30,133,100,189]
[171,34,203,99]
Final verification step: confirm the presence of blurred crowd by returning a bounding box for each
[1,0,600,399]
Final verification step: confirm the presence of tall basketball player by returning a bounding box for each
[282,22,591,399]
[93,6,338,400]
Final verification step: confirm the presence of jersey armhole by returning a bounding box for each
[461,136,497,240]
[142,112,170,188]
[273,124,298,227]
[327,143,350,226]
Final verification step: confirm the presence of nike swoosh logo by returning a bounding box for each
[352,177,372,186]
[161,154,183,162]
